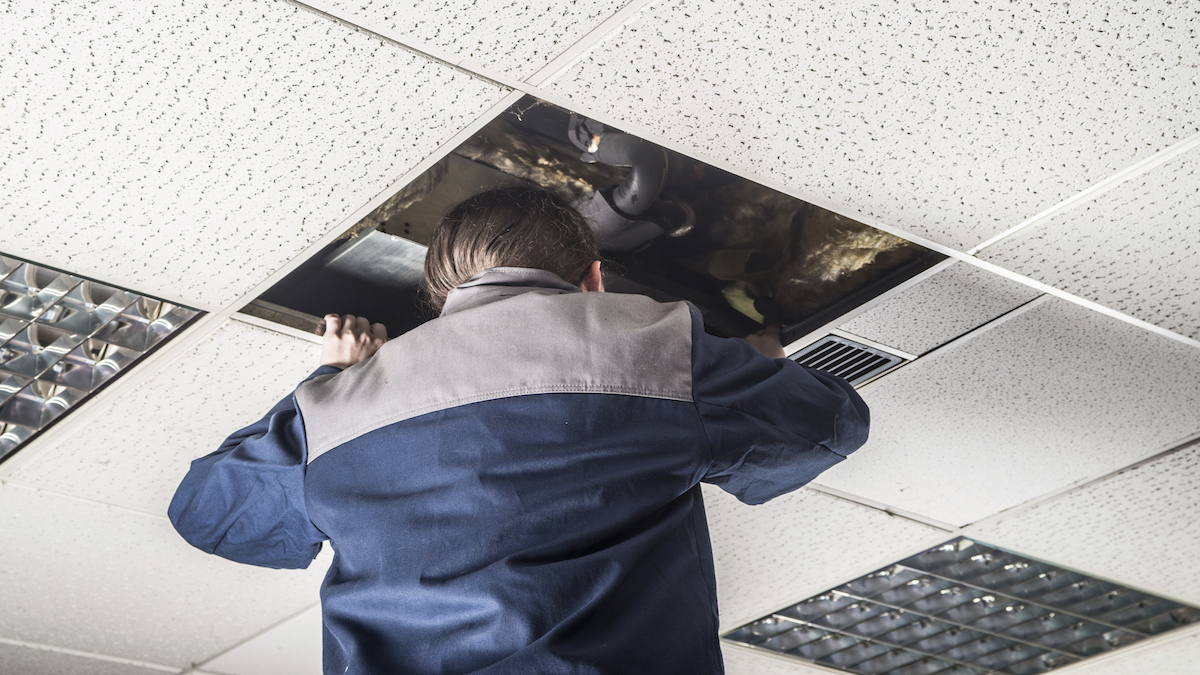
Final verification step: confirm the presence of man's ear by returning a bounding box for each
[580,260,604,292]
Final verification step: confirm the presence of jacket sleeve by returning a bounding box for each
[689,307,870,505]
[167,366,340,569]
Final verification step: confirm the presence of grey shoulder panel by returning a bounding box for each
[296,292,694,463]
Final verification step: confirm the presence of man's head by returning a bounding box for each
[423,186,601,312]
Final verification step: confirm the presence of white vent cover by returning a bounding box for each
[791,335,907,386]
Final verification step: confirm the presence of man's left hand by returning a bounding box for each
[320,314,387,369]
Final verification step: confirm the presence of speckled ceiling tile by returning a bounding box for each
[971,440,1200,608]
[0,0,507,308]
[318,0,628,80]
[0,643,173,675]
[813,298,1200,527]
[1066,631,1200,675]
[980,147,1200,341]
[839,261,1042,355]
[703,484,945,633]
[200,605,322,675]
[0,484,329,667]
[10,319,320,514]
[543,0,1199,250]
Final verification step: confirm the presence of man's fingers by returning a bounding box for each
[370,322,388,343]
[354,315,370,336]
[324,314,341,336]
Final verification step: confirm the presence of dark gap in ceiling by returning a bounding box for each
[248,95,944,342]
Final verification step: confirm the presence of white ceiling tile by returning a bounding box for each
[202,605,321,675]
[0,484,329,668]
[318,0,627,80]
[543,0,1199,250]
[970,440,1200,607]
[980,148,1200,341]
[1066,631,1200,675]
[703,484,945,632]
[0,642,174,675]
[722,642,831,675]
[10,319,320,514]
[839,262,1041,355]
[0,0,508,308]
[813,298,1200,526]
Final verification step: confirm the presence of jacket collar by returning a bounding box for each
[440,267,581,317]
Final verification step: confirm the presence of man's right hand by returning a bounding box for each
[320,314,388,369]
[744,325,786,360]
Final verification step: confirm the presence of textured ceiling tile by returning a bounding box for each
[0,484,329,667]
[703,484,945,632]
[0,643,172,675]
[543,0,1199,250]
[1066,631,1200,675]
[971,441,1200,607]
[839,262,1041,355]
[980,148,1200,341]
[723,642,832,675]
[11,319,320,514]
[202,605,322,675]
[319,0,626,79]
[0,0,508,308]
[813,298,1200,526]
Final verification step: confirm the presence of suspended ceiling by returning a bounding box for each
[1,1,1197,673]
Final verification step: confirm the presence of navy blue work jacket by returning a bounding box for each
[169,267,870,674]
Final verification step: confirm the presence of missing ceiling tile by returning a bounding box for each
[248,95,945,341]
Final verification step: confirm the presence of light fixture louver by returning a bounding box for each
[724,538,1200,674]
[0,254,201,461]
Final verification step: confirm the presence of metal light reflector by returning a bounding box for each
[724,538,1200,674]
[0,255,200,461]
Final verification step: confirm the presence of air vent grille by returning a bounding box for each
[724,537,1200,675]
[792,335,907,386]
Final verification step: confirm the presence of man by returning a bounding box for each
[170,187,869,674]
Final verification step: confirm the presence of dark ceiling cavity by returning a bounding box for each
[249,96,943,343]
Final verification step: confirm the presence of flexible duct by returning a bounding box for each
[569,116,669,252]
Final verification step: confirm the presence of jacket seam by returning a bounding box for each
[308,385,694,462]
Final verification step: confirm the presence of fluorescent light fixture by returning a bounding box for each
[0,254,200,461]
[724,538,1200,674]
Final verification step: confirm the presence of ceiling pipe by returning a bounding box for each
[568,114,669,253]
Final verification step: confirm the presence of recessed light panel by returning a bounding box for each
[0,254,200,461]
[724,538,1200,675]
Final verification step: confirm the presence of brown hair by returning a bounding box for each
[423,187,599,312]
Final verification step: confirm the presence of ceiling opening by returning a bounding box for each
[247,95,943,343]
[725,537,1200,674]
